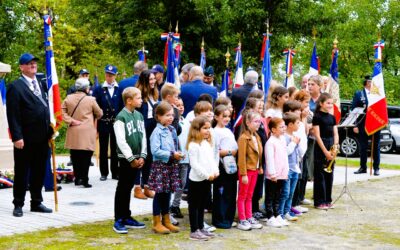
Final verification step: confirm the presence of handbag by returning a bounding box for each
[69,95,86,126]
[221,155,237,174]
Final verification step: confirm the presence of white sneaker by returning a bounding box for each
[237,220,252,231]
[284,213,298,222]
[247,217,263,229]
[266,217,282,228]
[276,215,290,226]
[300,198,312,205]
[170,214,179,225]
[294,205,309,213]
[232,221,237,227]
[203,222,216,232]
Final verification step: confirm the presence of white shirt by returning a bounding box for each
[265,108,282,119]
[103,81,118,97]
[188,140,219,182]
[147,97,157,119]
[213,127,238,151]
[22,74,41,95]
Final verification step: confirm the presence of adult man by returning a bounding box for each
[119,61,148,91]
[67,68,90,95]
[7,53,53,217]
[179,63,195,84]
[203,66,219,90]
[352,75,381,176]
[152,64,164,92]
[93,64,123,181]
[301,74,311,90]
[180,66,218,117]
[231,70,258,117]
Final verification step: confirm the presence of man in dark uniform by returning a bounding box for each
[7,53,54,217]
[352,75,381,176]
[93,65,123,181]
[152,64,165,93]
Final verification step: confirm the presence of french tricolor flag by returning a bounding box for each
[329,44,341,124]
[365,40,388,135]
[234,44,244,88]
[283,49,296,88]
[309,41,320,76]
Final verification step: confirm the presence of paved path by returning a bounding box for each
[1,156,399,237]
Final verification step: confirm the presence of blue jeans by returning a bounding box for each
[279,170,299,215]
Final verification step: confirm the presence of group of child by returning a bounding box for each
[111,74,339,241]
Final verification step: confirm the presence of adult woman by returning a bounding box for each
[134,69,159,199]
[62,78,103,188]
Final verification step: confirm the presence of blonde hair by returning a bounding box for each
[186,116,212,149]
[160,83,180,99]
[240,111,261,135]
[122,87,141,104]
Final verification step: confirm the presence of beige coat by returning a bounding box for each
[62,91,103,151]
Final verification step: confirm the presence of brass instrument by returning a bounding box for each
[324,144,340,173]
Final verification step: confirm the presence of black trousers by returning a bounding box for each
[70,149,93,184]
[153,193,171,216]
[264,179,284,219]
[134,146,151,186]
[313,138,334,206]
[188,179,210,232]
[99,130,119,178]
[13,142,48,207]
[292,157,309,207]
[114,158,138,220]
[252,174,264,213]
[212,166,237,229]
[359,127,380,170]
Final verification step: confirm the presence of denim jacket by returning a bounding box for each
[150,123,179,163]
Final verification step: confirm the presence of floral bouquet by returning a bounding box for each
[0,171,14,189]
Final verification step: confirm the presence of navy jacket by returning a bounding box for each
[92,85,123,133]
[180,79,218,117]
[6,74,52,144]
[119,75,139,92]
[351,88,368,128]
[231,83,255,117]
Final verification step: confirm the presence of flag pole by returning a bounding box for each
[50,139,59,212]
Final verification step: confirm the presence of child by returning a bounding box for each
[312,93,339,209]
[113,87,147,234]
[148,101,184,234]
[160,83,182,135]
[234,97,262,139]
[265,86,289,119]
[187,116,219,240]
[212,105,238,229]
[279,112,304,222]
[237,111,263,231]
[265,117,289,228]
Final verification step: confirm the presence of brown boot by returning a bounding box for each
[152,215,170,234]
[144,186,155,198]
[162,214,180,233]
[133,186,147,200]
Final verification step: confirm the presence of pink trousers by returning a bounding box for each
[237,170,258,220]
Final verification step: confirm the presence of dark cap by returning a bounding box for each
[79,68,90,75]
[19,53,39,65]
[204,66,214,76]
[363,75,372,85]
[104,64,118,75]
[152,64,164,74]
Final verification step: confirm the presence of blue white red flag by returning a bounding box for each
[261,33,272,98]
[0,78,8,135]
[0,176,13,187]
[309,42,320,76]
[328,45,341,123]
[43,15,62,129]
[137,48,148,62]
[200,47,206,70]
[283,49,296,88]
[220,67,230,97]
[234,44,244,88]
[161,32,180,87]
[365,40,388,135]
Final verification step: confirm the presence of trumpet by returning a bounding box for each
[324,144,340,173]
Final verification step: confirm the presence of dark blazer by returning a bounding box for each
[92,85,123,133]
[351,88,368,127]
[6,74,52,144]
[231,83,255,118]
[180,79,218,117]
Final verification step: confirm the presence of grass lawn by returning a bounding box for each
[336,157,400,170]
[1,176,400,249]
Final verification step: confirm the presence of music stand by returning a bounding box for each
[333,107,364,211]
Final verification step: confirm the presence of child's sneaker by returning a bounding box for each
[276,215,290,226]
[300,198,312,205]
[237,220,252,231]
[291,207,303,216]
[200,229,215,238]
[247,217,263,229]
[315,204,328,210]
[113,219,128,234]
[170,206,184,218]
[189,229,209,241]
[266,217,282,228]
[289,211,298,217]
[170,214,179,226]
[203,222,216,232]
[326,203,335,209]
[294,205,309,213]
[284,212,298,222]
[123,217,145,229]
[232,221,238,227]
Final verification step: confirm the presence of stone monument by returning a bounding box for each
[0,62,13,170]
